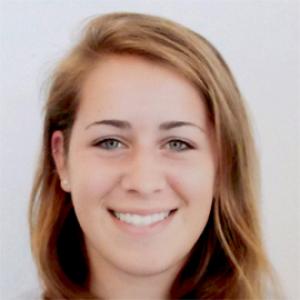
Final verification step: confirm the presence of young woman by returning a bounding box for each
[29,12,279,299]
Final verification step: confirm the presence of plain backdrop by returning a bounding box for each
[0,0,299,299]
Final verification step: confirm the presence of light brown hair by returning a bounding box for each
[29,12,279,299]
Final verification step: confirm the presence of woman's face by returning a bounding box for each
[52,54,216,278]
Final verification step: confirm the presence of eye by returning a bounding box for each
[167,139,193,152]
[94,138,124,150]
[93,138,193,152]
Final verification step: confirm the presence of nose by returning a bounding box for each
[120,148,167,197]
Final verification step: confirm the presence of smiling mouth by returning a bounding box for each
[108,209,177,227]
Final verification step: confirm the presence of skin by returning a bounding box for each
[52,54,217,299]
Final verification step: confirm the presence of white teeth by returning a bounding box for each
[113,211,170,227]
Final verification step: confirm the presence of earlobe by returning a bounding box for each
[51,130,70,192]
[60,179,70,191]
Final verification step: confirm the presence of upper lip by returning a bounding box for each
[108,208,178,216]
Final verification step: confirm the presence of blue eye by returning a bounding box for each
[95,138,123,150]
[94,138,193,152]
[167,139,193,152]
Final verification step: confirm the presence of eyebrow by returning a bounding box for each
[85,119,205,133]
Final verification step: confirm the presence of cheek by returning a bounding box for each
[68,158,119,210]
[172,160,215,225]
[173,159,215,202]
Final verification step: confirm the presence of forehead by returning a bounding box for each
[77,54,208,127]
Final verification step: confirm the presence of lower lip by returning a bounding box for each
[108,210,177,237]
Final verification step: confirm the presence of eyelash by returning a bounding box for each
[93,138,194,152]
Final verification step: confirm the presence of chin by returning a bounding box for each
[111,250,186,277]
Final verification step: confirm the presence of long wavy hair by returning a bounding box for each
[29,12,279,299]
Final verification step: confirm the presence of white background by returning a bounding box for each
[0,1,299,299]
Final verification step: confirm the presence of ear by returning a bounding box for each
[51,130,71,192]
